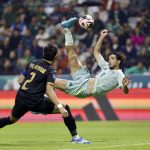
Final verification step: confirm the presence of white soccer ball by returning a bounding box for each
[78,15,94,29]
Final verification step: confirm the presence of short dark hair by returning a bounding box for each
[43,44,58,61]
[110,51,124,65]
[115,52,124,62]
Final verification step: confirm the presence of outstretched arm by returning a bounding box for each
[93,29,108,63]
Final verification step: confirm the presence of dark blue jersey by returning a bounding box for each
[18,59,56,100]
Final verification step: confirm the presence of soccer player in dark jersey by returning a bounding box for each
[0,44,90,144]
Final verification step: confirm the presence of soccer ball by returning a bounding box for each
[78,15,94,29]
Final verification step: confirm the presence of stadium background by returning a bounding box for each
[0,0,150,122]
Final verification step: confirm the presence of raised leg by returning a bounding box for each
[65,45,83,73]
[61,18,83,73]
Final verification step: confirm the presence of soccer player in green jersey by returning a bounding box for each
[54,18,129,98]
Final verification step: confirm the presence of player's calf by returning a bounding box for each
[63,105,91,144]
[0,117,14,128]
[0,114,19,128]
[63,105,77,136]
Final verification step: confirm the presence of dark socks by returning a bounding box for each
[0,117,13,128]
[63,105,77,136]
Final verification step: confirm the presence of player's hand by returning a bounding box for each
[100,29,108,39]
[122,76,130,87]
[59,107,68,118]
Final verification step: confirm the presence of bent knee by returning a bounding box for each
[9,115,19,123]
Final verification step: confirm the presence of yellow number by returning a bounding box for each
[21,72,36,90]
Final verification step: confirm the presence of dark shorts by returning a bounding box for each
[12,93,55,119]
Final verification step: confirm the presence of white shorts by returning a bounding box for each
[65,66,91,98]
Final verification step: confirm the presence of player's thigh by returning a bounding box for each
[33,97,55,114]
[11,95,28,121]
[71,66,90,80]
[54,78,68,91]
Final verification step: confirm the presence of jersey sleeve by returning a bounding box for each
[47,70,56,86]
[97,54,109,70]
[22,69,27,77]
[22,63,30,77]
[117,71,125,88]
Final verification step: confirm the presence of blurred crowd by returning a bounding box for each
[0,0,150,76]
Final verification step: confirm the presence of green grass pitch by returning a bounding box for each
[0,121,150,150]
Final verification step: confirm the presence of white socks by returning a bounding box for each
[64,29,74,46]
[73,134,80,139]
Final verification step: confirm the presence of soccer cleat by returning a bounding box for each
[61,17,78,29]
[71,137,91,144]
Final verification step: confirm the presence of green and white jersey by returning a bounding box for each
[65,55,125,98]
[93,54,125,96]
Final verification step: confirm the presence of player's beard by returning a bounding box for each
[109,66,114,70]
[109,64,116,70]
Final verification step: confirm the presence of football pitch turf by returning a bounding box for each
[0,121,150,150]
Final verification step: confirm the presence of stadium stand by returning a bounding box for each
[0,0,150,75]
